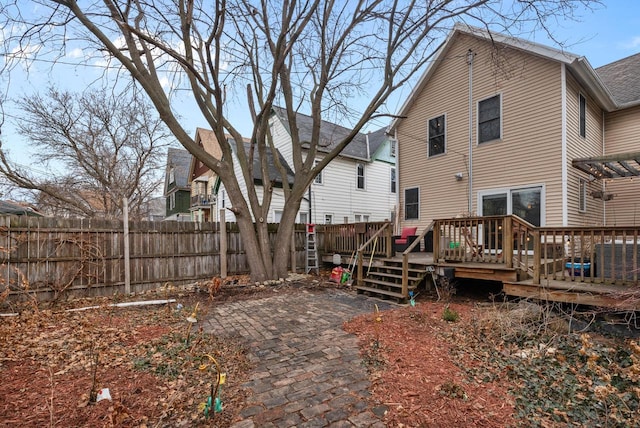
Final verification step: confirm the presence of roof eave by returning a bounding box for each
[570,58,618,111]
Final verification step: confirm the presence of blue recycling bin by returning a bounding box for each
[565,258,591,277]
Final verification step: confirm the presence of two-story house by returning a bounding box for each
[389,23,640,231]
[269,106,397,225]
[163,147,192,221]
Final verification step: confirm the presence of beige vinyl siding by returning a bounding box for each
[564,74,605,226]
[602,105,640,225]
[397,33,566,229]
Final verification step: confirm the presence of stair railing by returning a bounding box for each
[355,222,393,287]
[401,221,435,298]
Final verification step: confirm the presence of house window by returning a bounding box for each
[404,187,419,220]
[314,160,323,184]
[274,210,283,223]
[390,139,397,157]
[169,192,175,210]
[578,178,587,212]
[390,167,396,193]
[481,186,542,227]
[354,214,370,222]
[356,163,365,189]
[169,167,175,184]
[220,190,226,208]
[324,214,333,224]
[579,93,586,138]
[428,115,445,156]
[299,212,308,224]
[478,94,501,143]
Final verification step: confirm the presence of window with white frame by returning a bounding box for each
[478,94,501,143]
[390,167,396,193]
[169,167,175,184]
[390,139,397,157]
[404,187,419,220]
[578,178,587,212]
[356,163,365,189]
[579,93,586,138]
[354,214,370,222]
[169,192,175,210]
[428,114,445,156]
[299,212,308,224]
[324,214,333,224]
[313,159,323,184]
[274,210,283,223]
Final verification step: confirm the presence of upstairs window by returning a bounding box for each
[390,167,396,193]
[579,93,586,138]
[428,115,446,156]
[390,139,397,157]
[313,159,323,184]
[169,167,175,184]
[478,94,501,143]
[356,163,365,190]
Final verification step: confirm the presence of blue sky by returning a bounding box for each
[1,1,639,171]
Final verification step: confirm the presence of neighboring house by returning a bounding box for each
[189,128,296,223]
[269,106,397,225]
[389,23,640,231]
[0,200,43,216]
[163,147,192,221]
[188,128,221,222]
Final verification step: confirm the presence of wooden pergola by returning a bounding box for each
[572,151,640,180]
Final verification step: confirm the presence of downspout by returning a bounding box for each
[394,129,400,234]
[602,110,606,225]
[561,63,568,226]
[467,49,474,214]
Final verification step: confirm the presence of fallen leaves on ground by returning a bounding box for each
[345,298,640,427]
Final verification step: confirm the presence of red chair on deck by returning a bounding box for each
[393,226,419,253]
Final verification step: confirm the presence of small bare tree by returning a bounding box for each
[0,0,600,281]
[0,87,172,220]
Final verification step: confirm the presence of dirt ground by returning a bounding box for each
[1,275,639,427]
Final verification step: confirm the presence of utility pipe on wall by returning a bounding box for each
[467,49,474,214]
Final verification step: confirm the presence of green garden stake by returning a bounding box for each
[214,396,223,413]
[409,291,416,307]
[203,395,212,417]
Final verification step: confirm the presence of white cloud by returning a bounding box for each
[621,36,640,49]
[67,48,85,59]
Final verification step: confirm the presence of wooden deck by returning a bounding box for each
[318,216,640,310]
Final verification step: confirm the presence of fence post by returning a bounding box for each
[220,209,227,278]
[123,198,131,294]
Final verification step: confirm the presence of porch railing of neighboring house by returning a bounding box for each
[190,194,215,207]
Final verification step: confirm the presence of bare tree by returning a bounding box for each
[0,87,172,220]
[0,0,599,281]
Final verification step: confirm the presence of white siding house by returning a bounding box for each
[269,107,397,225]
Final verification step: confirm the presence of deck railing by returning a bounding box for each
[320,221,393,258]
[434,215,640,287]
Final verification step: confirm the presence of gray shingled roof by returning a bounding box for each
[272,106,370,160]
[166,147,192,189]
[366,127,388,156]
[229,139,295,186]
[596,52,640,106]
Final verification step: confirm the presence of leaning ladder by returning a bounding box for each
[306,224,319,275]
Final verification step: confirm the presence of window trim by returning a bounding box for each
[427,114,446,157]
[578,93,587,138]
[169,192,176,210]
[324,214,333,224]
[477,94,502,144]
[390,139,397,157]
[356,162,365,190]
[578,178,587,213]
[404,187,419,220]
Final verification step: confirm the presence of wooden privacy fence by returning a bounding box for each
[0,215,307,300]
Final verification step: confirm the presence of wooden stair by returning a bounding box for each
[356,258,429,302]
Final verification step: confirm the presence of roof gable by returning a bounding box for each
[271,106,371,160]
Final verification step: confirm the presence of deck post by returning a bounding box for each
[503,217,513,267]
[357,250,363,287]
[386,226,394,257]
[533,230,541,284]
[401,252,408,298]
